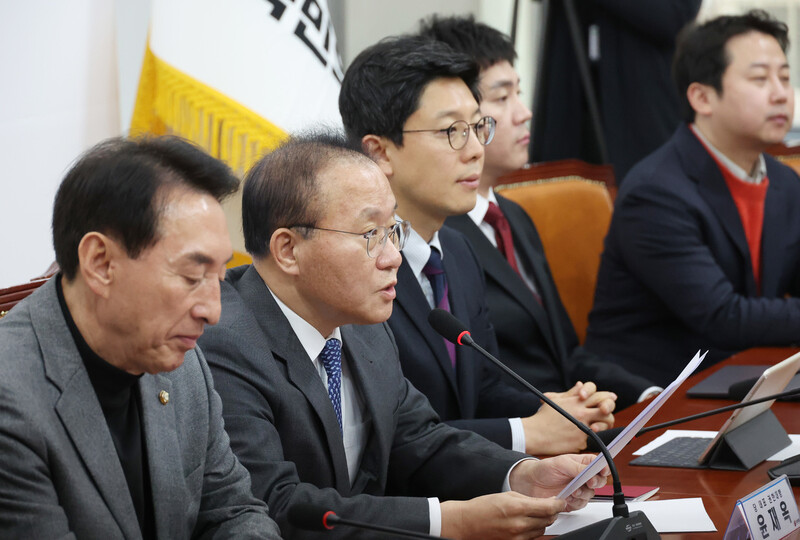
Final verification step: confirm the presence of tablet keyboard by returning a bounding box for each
[630,437,711,468]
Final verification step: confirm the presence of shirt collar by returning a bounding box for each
[467,190,498,226]
[268,287,342,361]
[690,123,767,184]
[401,217,443,278]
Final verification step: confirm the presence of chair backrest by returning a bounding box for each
[0,263,60,319]
[768,143,800,176]
[0,279,50,319]
[498,158,617,199]
[496,163,614,343]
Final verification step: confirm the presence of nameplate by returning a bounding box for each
[724,475,800,539]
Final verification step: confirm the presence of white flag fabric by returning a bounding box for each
[131,0,343,174]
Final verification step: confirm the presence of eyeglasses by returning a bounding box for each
[291,220,410,258]
[402,116,496,150]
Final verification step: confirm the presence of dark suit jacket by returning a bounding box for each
[389,226,542,449]
[586,124,800,386]
[199,265,526,539]
[0,278,279,539]
[446,195,654,407]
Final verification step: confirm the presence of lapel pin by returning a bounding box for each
[159,390,170,405]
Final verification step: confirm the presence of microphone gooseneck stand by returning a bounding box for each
[428,308,660,540]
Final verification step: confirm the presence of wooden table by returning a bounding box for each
[556,347,800,539]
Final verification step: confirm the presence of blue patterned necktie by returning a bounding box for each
[320,338,343,432]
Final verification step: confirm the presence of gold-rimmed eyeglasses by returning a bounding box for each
[291,220,411,258]
[402,116,496,150]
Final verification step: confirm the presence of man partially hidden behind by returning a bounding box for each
[421,15,660,408]
[586,10,800,386]
[0,137,281,539]
[199,131,608,539]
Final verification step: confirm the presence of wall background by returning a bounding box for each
[1,0,797,288]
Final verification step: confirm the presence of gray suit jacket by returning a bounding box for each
[200,265,527,539]
[0,278,281,540]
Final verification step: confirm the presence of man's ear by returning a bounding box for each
[269,228,302,276]
[77,232,117,298]
[362,134,394,178]
[687,82,715,119]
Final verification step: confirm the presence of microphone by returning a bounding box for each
[428,308,660,540]
[636,386,800,435]
[726,377,800,401]
[287,502,447,539]
[287,503,336,531]
[589,385,800,446]
[585,428,624,452]
[728,377,758,401]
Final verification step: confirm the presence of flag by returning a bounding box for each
[130,0,343,175]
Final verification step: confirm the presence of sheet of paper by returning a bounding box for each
[632,430,800,461]
[557,350,708,499]
[545,498,716,535]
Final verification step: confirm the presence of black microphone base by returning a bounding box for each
[555,511,660,540]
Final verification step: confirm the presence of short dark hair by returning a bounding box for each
[673,9,789,122]
[53,136,239,280]
[242,129,371,258]
[339,34,481,146]
[418,14,516,71]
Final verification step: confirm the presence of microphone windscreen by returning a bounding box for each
[585,427,624,452]
[728,377,758,401]
[287,502,330,531]
[428,309,468,344]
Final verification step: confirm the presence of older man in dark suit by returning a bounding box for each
[586,10,800,386]
[200,131,608,540]
[0,138,280,539]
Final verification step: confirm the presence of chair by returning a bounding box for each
[495,160,615,343]
[0,263,59,319]
[497,158,617,199]
[768,143,800,176]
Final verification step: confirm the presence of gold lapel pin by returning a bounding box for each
[159,390,170,405]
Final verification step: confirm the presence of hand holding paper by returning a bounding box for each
[509,454,610,511]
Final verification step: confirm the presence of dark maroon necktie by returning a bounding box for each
[484,202,542,304]
[484,202,522,275]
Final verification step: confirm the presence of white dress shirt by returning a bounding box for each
[690,124,767,184]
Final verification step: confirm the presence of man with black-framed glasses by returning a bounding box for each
[198,130,608,539]
[339,34,615,459]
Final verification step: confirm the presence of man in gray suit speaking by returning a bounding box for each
[199,131,608,539]
[0,137,281,539]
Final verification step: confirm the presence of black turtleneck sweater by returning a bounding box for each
[56,276,155,539]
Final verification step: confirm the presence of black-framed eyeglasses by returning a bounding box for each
[402,116,496,150]
[291,220,410,258]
